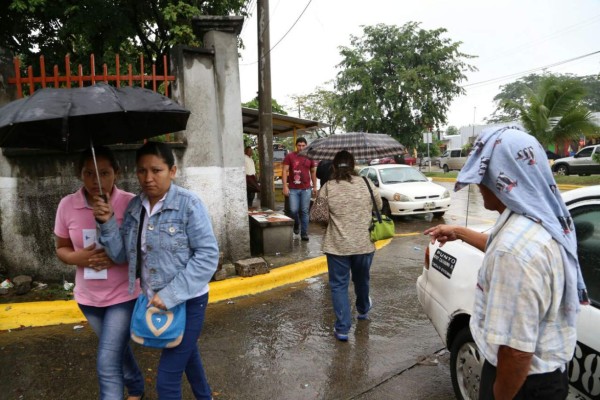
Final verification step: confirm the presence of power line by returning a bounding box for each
[240,0,314,66]
[462,50,600,89]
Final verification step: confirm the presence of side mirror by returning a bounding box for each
[374,181,380,187]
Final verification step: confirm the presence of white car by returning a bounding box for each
[359,164,451,218]
[416,185,600,400]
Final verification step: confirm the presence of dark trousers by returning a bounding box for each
[247,190,255,207]
[479,360,568,400]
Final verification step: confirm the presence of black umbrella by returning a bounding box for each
[0,83,190,196]
[0,83,190,152]
[298,132,405,161]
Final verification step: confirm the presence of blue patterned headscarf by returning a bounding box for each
[455,126,588,325]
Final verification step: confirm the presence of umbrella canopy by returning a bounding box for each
[0,83,190,152]
[299,132,405,161]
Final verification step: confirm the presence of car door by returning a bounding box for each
[567,196,600,399]
[571,147,594,174]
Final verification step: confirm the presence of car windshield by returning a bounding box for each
[379,167,427,184]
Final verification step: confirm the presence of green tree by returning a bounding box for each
[0,0,250,74]
[243,97,288,115]
[291,86,342,136]
[446,125,459,135]
[488,73,600,123]
[333,22,475,148]
[503,76,600,146]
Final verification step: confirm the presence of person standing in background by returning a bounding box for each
[244,146,260,208]
[282,137,317,241]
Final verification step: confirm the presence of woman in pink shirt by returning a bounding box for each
[54,146,144,400]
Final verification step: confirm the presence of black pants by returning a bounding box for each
[247,191,255,207]
[479,360,568,400]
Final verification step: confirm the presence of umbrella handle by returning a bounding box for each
[90,139,105,198]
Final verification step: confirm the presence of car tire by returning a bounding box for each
[382,199,392,219]
[450,326,484,400]
[555,164,569,176]
[443,164,449,173]
[433,211,445,218]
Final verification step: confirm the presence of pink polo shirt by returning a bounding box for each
[54,186,141,307]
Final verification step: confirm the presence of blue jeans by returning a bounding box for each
[157,293,211,400]
[288,188,312,236]
[326,253,374,334]
[79,299,144,400]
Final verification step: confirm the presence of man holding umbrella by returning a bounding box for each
[282,137,318,241]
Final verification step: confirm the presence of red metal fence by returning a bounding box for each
[8,53,176,98]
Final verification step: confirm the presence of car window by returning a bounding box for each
[367,169,379,184]
[576,147,593,158]
[359,168,368,177]
[379,167,427,184]
[450,150,461,157]
[441,151,449,158]
[572,205,600,306]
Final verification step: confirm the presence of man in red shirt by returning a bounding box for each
[282,137,318,241]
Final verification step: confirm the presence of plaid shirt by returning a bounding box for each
[469,210,577,374]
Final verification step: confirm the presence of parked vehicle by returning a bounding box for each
[358,164,451,217]
[416,185,600,400]
[273,145,289,181]
[439,148,468,172]
[553,145,600,176]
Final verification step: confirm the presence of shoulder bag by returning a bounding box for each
[130,294,186,348]
[309,183,329,224]
[362,176,395,242]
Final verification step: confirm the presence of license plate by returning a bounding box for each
[424,202,435,210]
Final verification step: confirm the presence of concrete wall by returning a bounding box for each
[0,30,250,281]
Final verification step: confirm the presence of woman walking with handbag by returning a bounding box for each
[317,150,383,341]
[54,146,144,400]
[93,141,219,399]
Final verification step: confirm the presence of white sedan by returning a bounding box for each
[416,185,600,400]
[359,164,451,218]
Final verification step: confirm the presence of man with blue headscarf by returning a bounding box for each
[425,126,588,400]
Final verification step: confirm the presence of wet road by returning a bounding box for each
[0,183,495,400]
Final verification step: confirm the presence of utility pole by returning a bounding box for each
[257,0,274,209]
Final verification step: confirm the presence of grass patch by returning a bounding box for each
[424,171,600,185]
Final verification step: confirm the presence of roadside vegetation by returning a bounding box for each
[425,171,600,185]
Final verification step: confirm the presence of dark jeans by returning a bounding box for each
[479,360,568,400]
[156,293,211,400]
[247,190,255,207]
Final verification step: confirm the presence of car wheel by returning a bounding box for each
[555,164,569,176]
[433,211,445,218]
[443,164,449,173]
[450,327,484,400]
[382,199,392,219]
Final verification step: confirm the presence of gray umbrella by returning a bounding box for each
[298,132,405,161]
[0,83,190,196]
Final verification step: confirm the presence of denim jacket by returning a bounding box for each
[98,184,219,309]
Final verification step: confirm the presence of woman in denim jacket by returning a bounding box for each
[94,141,219,400]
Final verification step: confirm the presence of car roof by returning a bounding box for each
[364,164,412,170]
[561,185,600,203]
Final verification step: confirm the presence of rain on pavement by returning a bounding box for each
[0,183,498,399]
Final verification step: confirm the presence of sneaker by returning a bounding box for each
[357,296,372,320]
[301,235,309,241]
[334,330,348,342]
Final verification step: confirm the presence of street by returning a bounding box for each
[0,183,496,399]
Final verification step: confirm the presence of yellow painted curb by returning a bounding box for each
[430,177,583,191]
[0,239,393,331]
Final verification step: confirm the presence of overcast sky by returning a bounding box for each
[237,0,600,130]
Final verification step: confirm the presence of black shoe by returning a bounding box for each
[301,235,309,241]
[293,226,300,235]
